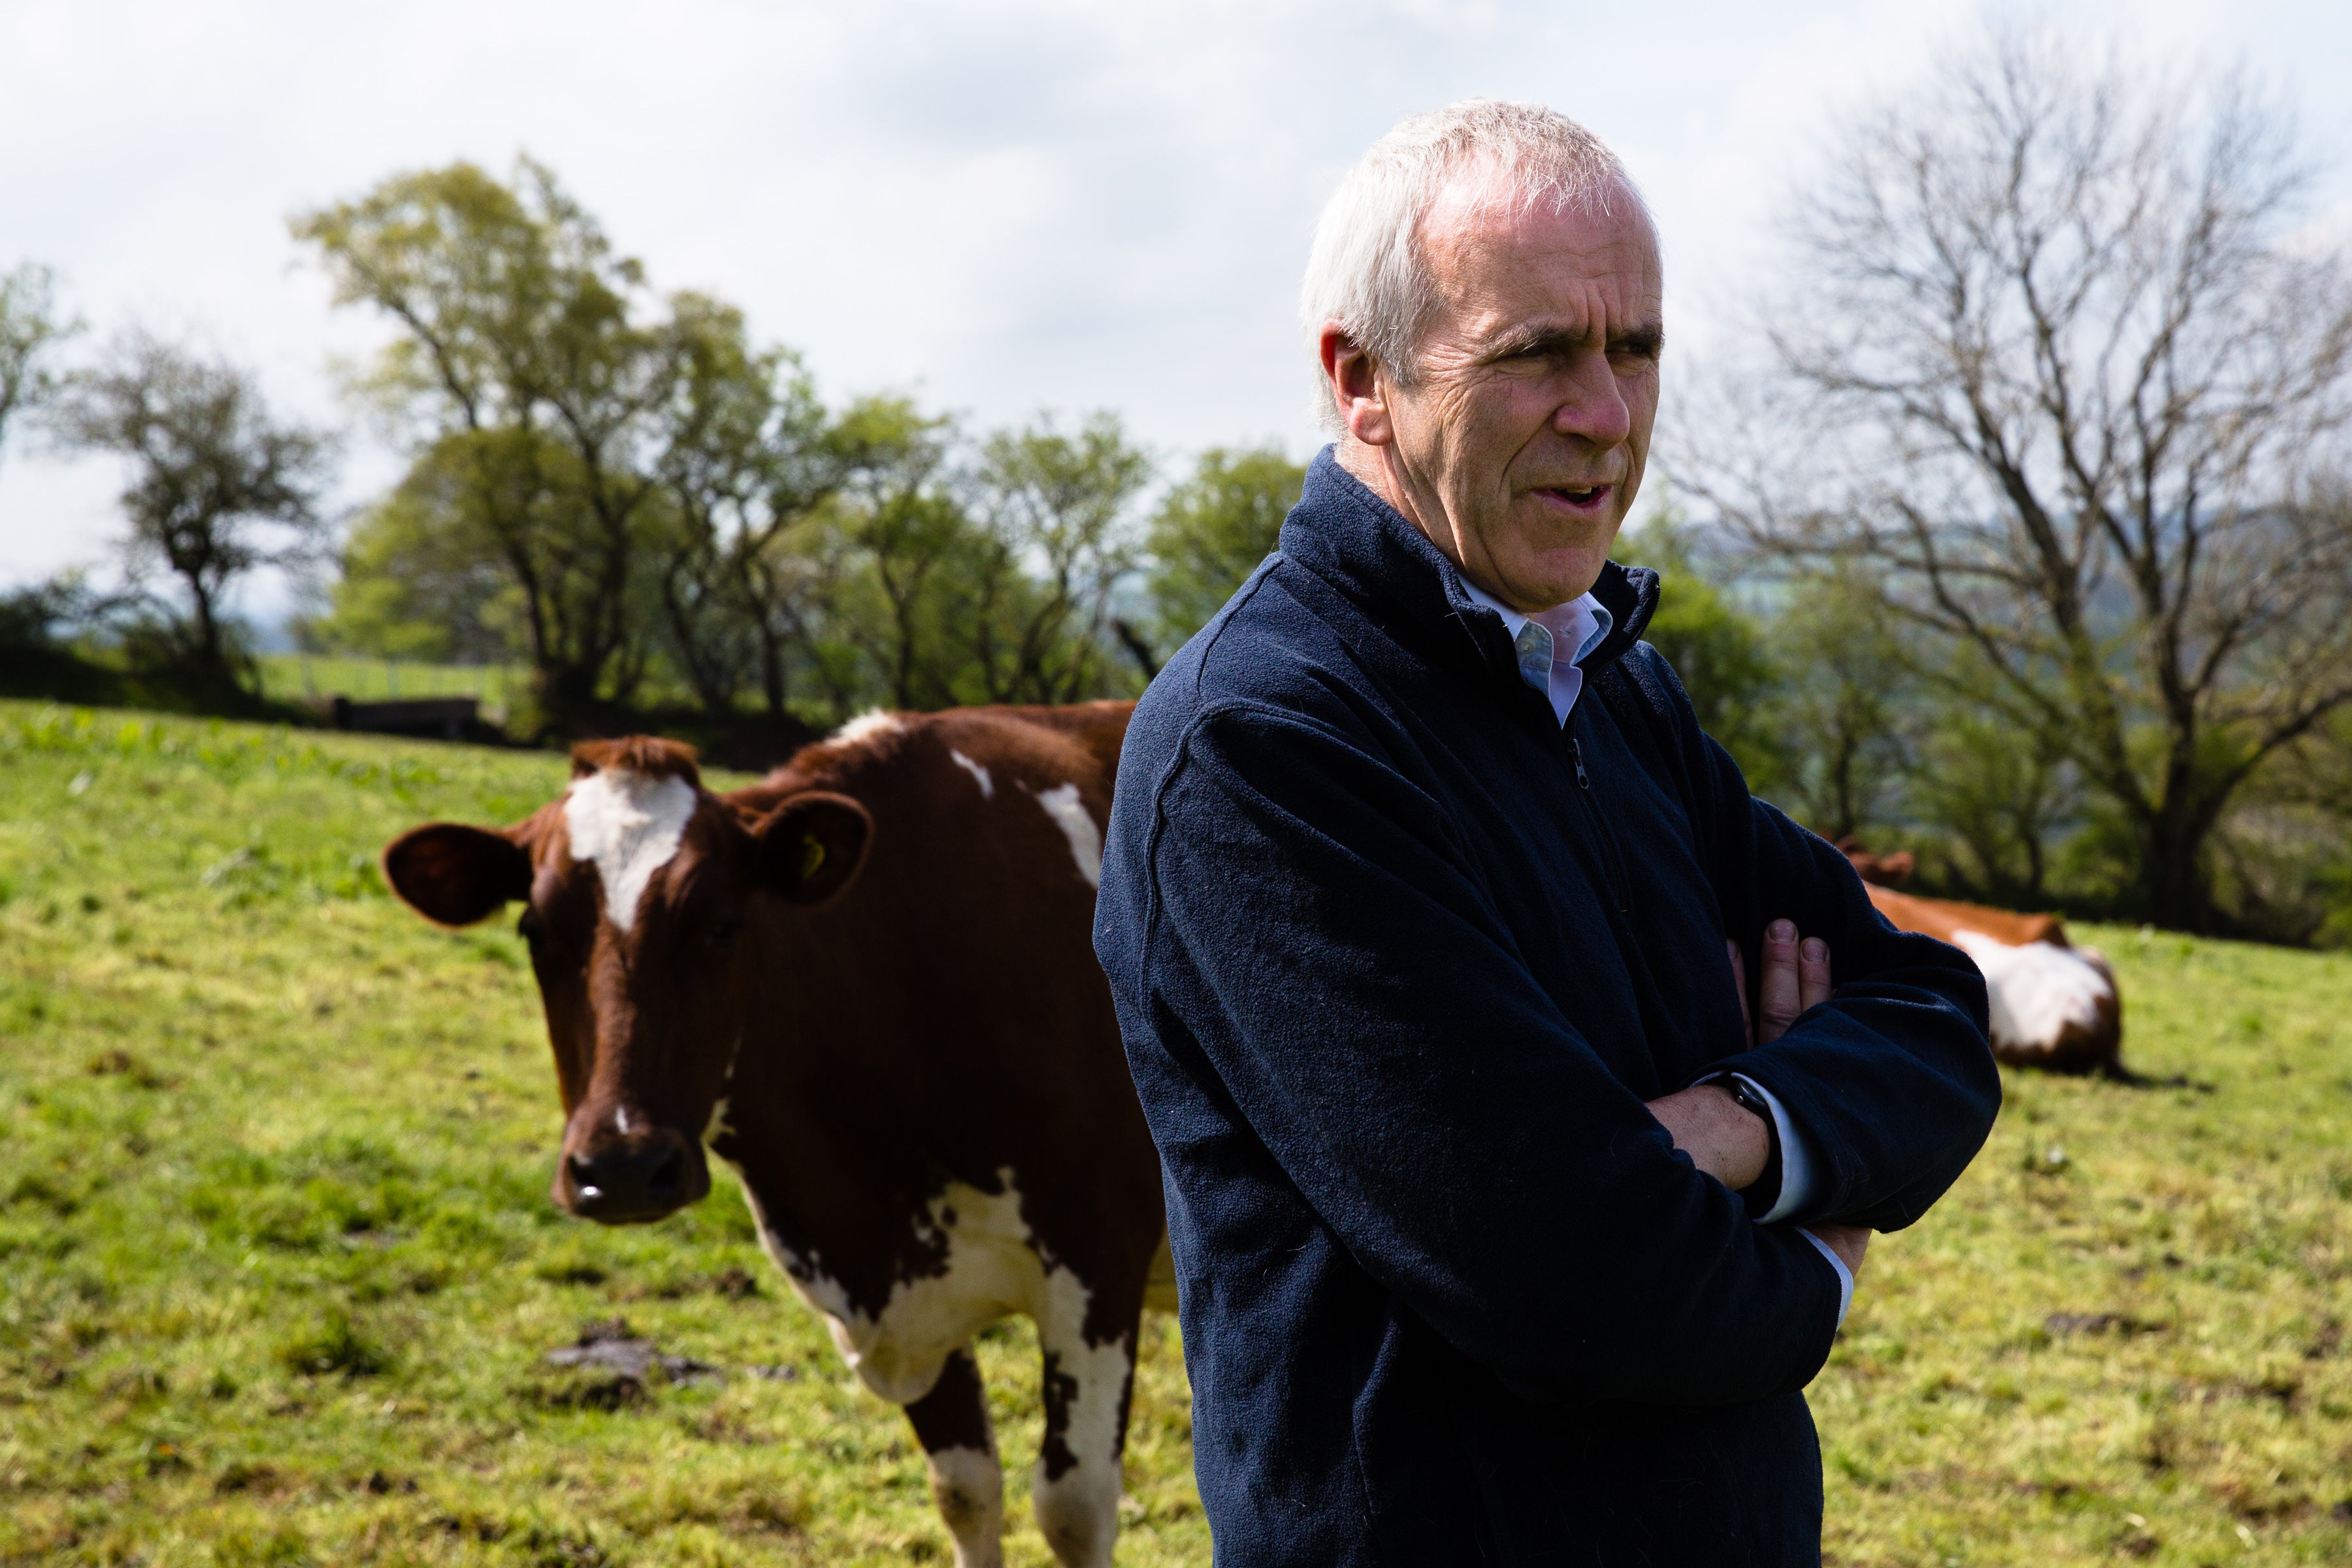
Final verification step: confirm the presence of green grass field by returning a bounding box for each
[2,700,2349,1567]
[250,659,529,721]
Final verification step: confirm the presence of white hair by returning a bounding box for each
[1300,98,1650,429]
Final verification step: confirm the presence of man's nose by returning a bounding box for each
[1552,355,1632,449]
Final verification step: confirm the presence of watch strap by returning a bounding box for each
[1720,1075,1784,1220]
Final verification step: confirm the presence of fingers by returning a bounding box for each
[1739,924,1833,1047]
[1727,938,1752,1042]
[1757,919,1801,1043]
[1799,936,1831,1015]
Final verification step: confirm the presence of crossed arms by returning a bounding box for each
[1117,698,1998,1407]
[1648,924,1870,1277]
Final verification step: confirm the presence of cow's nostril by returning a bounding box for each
[563,1135,698,1222]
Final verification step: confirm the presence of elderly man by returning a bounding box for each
[1092,101,2000,1565]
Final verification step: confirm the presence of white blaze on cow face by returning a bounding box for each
[950,749,995,799]
[1028,784,1102,890]
[563,768,698,934]
[1950,930,2115,1054]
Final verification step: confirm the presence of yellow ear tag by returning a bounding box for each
[800,837,826,881]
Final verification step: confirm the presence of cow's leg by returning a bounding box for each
[1030,1305,1138,1568]
[904,1347,1005,1568]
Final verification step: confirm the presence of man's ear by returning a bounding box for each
[754,792,874,907]
[383,823,534,927]
[1318,324,1394,447]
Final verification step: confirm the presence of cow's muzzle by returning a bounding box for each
[557,1125,710,1224]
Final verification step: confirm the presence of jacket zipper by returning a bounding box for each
[1567,732,1633,917]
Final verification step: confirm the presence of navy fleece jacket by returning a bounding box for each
[1092,450,2000,1567]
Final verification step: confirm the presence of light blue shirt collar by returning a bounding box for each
[1461,581,1614,726]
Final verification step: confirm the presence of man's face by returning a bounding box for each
[1342,175,1663,612]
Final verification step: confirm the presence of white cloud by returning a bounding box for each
[2,0,2345,621]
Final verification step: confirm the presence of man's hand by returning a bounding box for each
[1736,929,1874,1279]
[1805,1222,1869,1279]
[1729,919,1831,1047]
[1642,921,1831,1191]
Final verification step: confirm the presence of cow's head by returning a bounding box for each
[381,737,872,1224]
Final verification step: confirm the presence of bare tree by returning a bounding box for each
[1688,27,2352,930]
[56,333,335,697]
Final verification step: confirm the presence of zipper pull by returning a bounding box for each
[1570,736,1591,790]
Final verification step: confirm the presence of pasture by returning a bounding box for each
[250,659,527,715]
[1,700,2349,1567]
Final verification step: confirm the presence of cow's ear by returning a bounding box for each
[383,823,534,927]
[755,792,873,907]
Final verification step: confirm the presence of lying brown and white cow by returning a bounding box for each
[380,704,1168,1568]
[1861,884,2123,1075]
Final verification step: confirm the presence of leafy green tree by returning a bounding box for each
[0,262,72,463]
[958,412,1154,703]
[652,295,849,721]
[295,160,689,728]
[836,414,973,711]
[1903,651,2084,907]
[56,333,335,700]
[1756,575,1918,845]
[306,442,528,663]
[742,397,965,721]
[2229,708,2352,942]
[1143,444,1304,662]
[1614,512,1782,787]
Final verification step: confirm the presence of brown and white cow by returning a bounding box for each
[380,704,1169,1568]
[1861,883,2124,1075]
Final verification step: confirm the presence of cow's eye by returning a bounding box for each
[707,915,742,949]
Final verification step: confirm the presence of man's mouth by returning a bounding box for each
[1535,484,1613,514]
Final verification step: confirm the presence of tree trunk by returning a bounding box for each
[759,626,789,723]
[535,662,603,738]
[178,572,242,700]
[2140,802,2219,933]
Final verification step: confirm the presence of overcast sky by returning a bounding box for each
[4,0,2349,623]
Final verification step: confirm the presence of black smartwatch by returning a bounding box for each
[1719,1075,1784,1220]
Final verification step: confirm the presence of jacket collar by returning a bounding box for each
[1279,445,1659,689]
